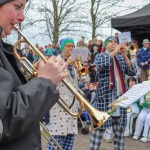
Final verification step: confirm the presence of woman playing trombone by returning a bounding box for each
[0,0,68,149]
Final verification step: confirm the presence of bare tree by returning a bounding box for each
[31,0,87,45]
[14,0,34,50]
[6,0,148,46]
[22,0,35,25]
[90,0,138,39]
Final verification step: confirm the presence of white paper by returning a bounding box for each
[71,48,89,61]
[118,32,132,44]
[114,81,150,108]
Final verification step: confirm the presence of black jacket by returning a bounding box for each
[0,27,59,150]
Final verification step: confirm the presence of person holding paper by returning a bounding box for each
[47,38,90,150]
[89,36,136,150]
[46,38,78,150]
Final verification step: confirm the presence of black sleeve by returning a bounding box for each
[0,68,59,143]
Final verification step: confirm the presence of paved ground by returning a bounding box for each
[42,129,150,150]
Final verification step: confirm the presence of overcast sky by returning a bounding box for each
[4,0,150,47]
[106,0,147,38]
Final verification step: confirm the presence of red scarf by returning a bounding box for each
[109,62,114,90]
[109,56,126,94]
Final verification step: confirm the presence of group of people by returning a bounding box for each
[124,76,150,143]
[0,0,150,150]
[124,39,150,143]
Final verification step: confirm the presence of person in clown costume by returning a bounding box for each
[47,38,90,150]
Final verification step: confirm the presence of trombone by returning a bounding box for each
[40,122,63,150]
[13,25,110,132]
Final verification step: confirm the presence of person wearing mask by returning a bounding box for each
[0,0,68,149]
[89,36,136,150]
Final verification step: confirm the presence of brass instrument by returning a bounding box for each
[126,106,132,113]
[73,55,88,76]
[13,27,83,119]
[120,43,128,53]
[40,122,63,150]
[14,25,110,132]
[120,42,138,54]
[128,43,138,53]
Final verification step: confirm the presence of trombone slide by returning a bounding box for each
[40,122,63,150]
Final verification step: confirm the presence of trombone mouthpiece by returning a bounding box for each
[14,25,19,30]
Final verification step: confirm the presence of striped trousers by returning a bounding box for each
[47,134,74,150]
[90,117,125,150]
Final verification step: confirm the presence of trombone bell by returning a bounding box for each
[129,43,138,53]
[89,108,110,132]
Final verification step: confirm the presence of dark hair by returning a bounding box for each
[127,76,136,87]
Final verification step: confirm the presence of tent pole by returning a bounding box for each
[111,27,113,36]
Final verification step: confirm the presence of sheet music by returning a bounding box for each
[115,81,150,108]
[118,31,131,44]
[71,48,89,61]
